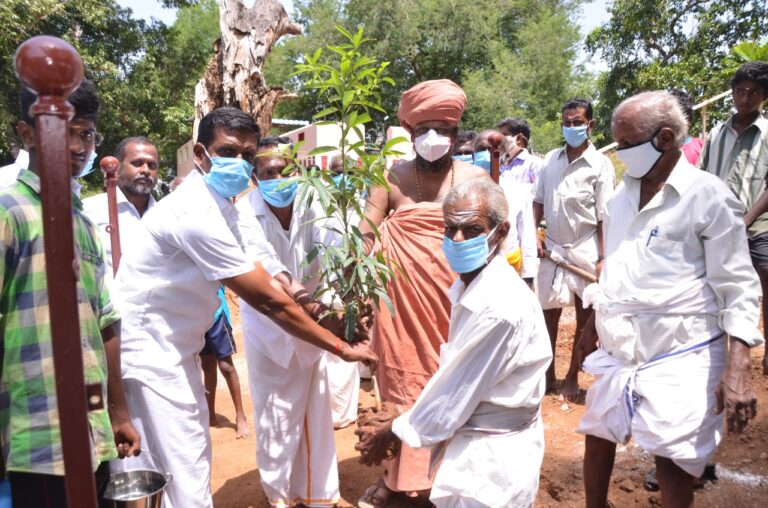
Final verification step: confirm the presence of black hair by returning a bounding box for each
[115,136,156,161]
[196,107,260,148]
[20,78,100,125]
[495,118,531,139]
[456,129,477,146]
[258,135,292,149]
[561,97,593,120]
[668,89,695,125]
[731,61,768,95]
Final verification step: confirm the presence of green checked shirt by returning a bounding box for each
[0,170,120,476]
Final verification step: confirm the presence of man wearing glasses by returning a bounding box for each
[700,61,768,375]
[0,80,141,506]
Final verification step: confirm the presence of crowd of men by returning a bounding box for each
[0,55,766,508]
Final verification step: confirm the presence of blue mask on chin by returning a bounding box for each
[441,225,498,274]
[258,177,299,208]
[202,148,254,199]
[473,150,491,171]
[76,150,98,178]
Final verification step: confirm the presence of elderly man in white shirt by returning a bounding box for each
[533,98,615,398]
[114,108,377,508]
[237,136,346,507]
[356,177,552,508]
[83,136,158,275]
[577,91,762,508]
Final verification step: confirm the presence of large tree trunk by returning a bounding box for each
[193,0,301,138]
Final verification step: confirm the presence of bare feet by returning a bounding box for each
[545,376,558,394]
[358,478,394,508]
[561,376,580,401]
[763,354,767,376]
[235,416,250,439]
[209,414,219,427]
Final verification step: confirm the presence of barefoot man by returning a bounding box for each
[356,178,552,507]
[358,79,488,507]
[578,91,762,508]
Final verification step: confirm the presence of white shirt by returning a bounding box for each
[392,256,552,448]
[236,188,341,368]
[534,143,615,246]
[82,187,156,276]
[0,150,28,189]
[593,157,763,362]
[115,170,254,403]
[499,176,539,278]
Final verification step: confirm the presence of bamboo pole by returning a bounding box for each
[14,36,98,508]
[543,249,598,283]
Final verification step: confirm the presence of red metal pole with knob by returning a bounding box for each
[101,156,122,275]
[487,131,504,184]
[14,36,98,508]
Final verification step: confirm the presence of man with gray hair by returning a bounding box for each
[577,91,762,507]
[356,177,552,507]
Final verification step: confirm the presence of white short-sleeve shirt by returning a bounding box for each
[115,170,254,403]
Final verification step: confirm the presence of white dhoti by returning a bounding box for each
[120,377,213,508]
[537,234,597,310]
[430,416,544,508]
[325,353,360,429]
[577,337,726,477]
[246,342,339,507]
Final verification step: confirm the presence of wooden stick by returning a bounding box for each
[371,375,382,412]
[15,36,98,508]
[100,156,122,275]
[543,249,598,283]
[487,132,504,184]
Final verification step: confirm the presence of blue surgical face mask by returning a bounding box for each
[441,225,498,274]
[331,174,346,187]
[452,153,474,164]
[201,147,254,198]
[76,150,97,178]
[562,125,589,148]
[258,177,299,208]
[473,150,491,171]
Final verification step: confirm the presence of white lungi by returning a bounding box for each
[326,353,360,429]
[431,417,544,508]
[577,338,726,477]
[120,377,212,508]
[246,342,339,507]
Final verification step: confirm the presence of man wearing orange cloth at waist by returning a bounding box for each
[359,79,489,507]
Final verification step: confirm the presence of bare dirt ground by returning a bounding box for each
[209,304,768,507]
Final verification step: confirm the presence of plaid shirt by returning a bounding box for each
[0,170,119,475]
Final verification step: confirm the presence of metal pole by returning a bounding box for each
[101,156,122,275]
[14,36,98,508]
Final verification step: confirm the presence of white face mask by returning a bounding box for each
[414,129,452,162]
[616,132,663,179]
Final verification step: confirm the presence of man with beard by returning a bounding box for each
[83,136,158,275]
[358,79,488,507]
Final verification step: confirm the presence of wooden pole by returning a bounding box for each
[101,156,122,275]
[14,36,98,508]
[543,249,598,283]
[487,131,504,184]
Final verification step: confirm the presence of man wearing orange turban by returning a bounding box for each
[357,80,488,507]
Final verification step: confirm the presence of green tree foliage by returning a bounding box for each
[0,0,218,193]
[267,0,590,153]
[586,0,768,138]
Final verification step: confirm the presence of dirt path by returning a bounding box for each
[209,303,768,507]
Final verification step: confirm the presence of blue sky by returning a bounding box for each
[116,0,610,69]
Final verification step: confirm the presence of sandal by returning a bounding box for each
[358,477,394,508]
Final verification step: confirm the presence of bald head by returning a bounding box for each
[612,91,689,148]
